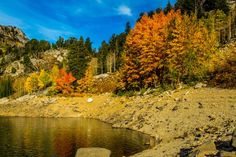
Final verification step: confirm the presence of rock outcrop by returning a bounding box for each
[0,25,28,46]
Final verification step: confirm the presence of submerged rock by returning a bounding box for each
[75,148,111,157]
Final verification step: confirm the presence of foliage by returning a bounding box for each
[98,41,110,74]
[24,72,39,93]
[0,76,14,98]
[92,73,118,94]
[121,10,218,90]
[67,36,91,79]
[164,1,173,14]
[77,62,94,93]
[38,69,52,89]
[175,0,230,17]
[12,76,27,98]
[23,55,35,73]
[209,43,236,88]
[55,36,65,48]
[55,68,76,95]
[25,39,51,58]
[51,65,60,85]
[24,69,51,93]
[203,0,230,15]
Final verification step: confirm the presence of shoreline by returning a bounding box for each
[0,87,236,156]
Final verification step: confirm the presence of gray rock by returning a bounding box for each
[75,148,111,157]
[231,129,236,148]
[188,141,218,157]
[220,151,236,157]
[194,82,207,89]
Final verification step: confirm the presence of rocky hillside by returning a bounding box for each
[0,25,69,76]
[0,25,28,47]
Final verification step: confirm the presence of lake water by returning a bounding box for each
[0,117,151,157]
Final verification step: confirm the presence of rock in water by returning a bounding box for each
[231,129,236,148]
[75,148,111,157]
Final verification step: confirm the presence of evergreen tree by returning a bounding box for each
[23,55,35,73]
[164,1,173,14]
[156,8,163,13]
[64,37,78,48]
[67,36,90,79]
[98,41,109,74]
[175,0,230,16]
[175,0,196,15]
[203,0,230,15]
[137,12,145,22]
[84,37,93,55]
[56,36,64,48]
[125,22,131,34]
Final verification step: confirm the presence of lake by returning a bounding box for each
[0,117,152,157]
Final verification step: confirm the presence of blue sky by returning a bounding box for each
[0,0,176,48]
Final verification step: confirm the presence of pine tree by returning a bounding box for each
[67,36,90,79]
[84,37,93,55]
[56,36,65,48]
[125,22,131,34]
[164,1,173,14]
[98,41,109,74]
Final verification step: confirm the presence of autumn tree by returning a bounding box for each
[77,61,94,93]
[55,69,76,94]
[121,10,218,90]
[24,72,39,93]
[38,69,52,89]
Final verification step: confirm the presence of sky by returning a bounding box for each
[0,0,176,49]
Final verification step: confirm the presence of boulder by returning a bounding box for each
[87,98,93,103]
[220,151,236,157]
[189,141,218,157]
[194,83,207,89]
[231,129,236,148]
[4,61,25,76]
[75,148,111,157]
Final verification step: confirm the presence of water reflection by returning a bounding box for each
[0,117,151,157]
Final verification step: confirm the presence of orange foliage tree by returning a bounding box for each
[55,69,76,94]
[121,10,218,90]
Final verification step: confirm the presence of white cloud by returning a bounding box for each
[117,5,132,16]
[37,25,73,41]
[96,0,102,3]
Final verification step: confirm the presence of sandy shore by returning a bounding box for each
[0,87,236,157]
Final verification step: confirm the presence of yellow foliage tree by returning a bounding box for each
[24,72,39,93]
[51,65,60,85]
[38,69,52,89]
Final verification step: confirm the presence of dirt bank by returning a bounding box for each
[0,87,236,157]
